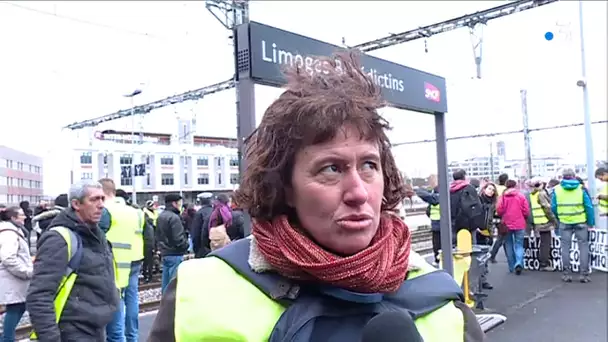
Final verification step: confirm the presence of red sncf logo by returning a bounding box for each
[424,82,440,103]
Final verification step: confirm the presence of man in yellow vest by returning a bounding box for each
[415,183,441,266]
[142,200,159,283]
[26,180,119,341]
[527,178,558,271]
[551,169,595,283]
[595,167,608,228]
[116,189,153,342]
[98,178,142,342]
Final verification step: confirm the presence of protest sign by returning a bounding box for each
[523,228,607,272]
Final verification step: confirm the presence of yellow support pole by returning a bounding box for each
[441,229,475,308]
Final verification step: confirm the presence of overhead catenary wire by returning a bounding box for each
[1,1,176,42]
[392,120,608,146]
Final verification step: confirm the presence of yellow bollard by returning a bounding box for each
[440,230,475,308]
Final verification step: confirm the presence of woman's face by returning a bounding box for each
[287,126,384,256]
[14,209,26,225]
[483,185,496,197]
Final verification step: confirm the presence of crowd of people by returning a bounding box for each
[416,166,607,286]
[0,179,247,341]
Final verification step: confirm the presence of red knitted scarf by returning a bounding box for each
[252,213,411,293]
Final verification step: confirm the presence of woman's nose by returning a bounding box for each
[342,171,369,205]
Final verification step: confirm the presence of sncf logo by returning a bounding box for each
[424,82,441,103]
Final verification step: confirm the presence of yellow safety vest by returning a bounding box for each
[105,200,137,288]
[131,210,145,262]
[496,185,506,197]
[430,204,440,221]
[600,184,608,216]
[173,253,465,341]
[554,185,586,224]
[30,227,118,340]
[530,192,549,225]
[143,208,158,227]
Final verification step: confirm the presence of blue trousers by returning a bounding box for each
[504,229,525,272]
[125,261,142,342]
[161,255,183,294]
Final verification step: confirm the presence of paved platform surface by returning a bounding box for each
[137,253,608,342]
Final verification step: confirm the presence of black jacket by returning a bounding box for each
[156,206,189,256]
[191,204,213,258]
[26,208,119,342]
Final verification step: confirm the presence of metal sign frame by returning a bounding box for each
[234,21,454,275]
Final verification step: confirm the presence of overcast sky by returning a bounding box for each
[0,1,606,194]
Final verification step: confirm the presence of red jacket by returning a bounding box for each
[496,189,530,230]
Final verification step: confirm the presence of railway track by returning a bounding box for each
[13,225,432,338]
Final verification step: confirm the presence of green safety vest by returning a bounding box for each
[173,253,465,341]
[30,227,118,340]
[530,192,549,225]
[105,200,137,288]
[554,185,586,224]
[600,184,608,216]
[430,204,441,221]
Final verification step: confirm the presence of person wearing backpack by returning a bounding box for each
[449,169,485,244]
[26,180,119,341]
[496,180,530,275]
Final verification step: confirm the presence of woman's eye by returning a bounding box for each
[361,161,378,171]
[321,165,340,174]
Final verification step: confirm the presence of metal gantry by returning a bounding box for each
[64,0,559,130]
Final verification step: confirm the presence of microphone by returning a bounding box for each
[361,311,424,342]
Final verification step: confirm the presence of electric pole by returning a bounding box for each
[521,89,533,179]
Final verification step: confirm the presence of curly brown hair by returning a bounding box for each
[234,51,408,221]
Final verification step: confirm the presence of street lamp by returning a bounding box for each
[576,1,597,211]
[124,88,143,204]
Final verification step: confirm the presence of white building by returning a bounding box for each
[448,156,502,180]
[69,129,240,204]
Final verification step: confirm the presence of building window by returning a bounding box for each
[81,172,93,180]
[197,157,208,166]
[230,173,239,185]
[217,158,222,167]
[197,173,209,185]
[103,154,108,165]
[80,152,92,164]
[146,173,151,186]
[120,154,133,165]
[229,157,239,167]
[161,157,174,166]
[217,173,222,185]
[184,173,188,185]
[145,155,150,165]
[161,173,174,185]
[121,176,132,186]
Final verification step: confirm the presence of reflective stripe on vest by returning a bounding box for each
[105,201,136,288]
[430,204,440,221]
[30,227,78,340]
[600,184,608,216]
[530,192,549,225]
[174,255,464,342]
[554,185,586,224]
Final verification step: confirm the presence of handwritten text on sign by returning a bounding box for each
[523,228,607,272]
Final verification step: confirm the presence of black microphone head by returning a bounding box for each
[361,311,424,342]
